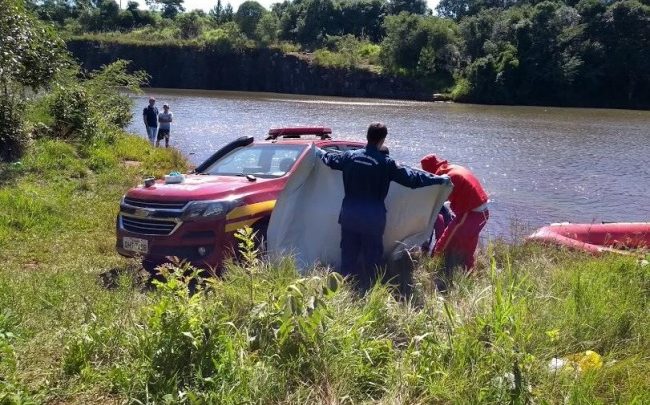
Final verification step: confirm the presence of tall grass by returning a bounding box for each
[0,135,648,402]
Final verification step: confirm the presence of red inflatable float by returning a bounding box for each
[526,222,650,254]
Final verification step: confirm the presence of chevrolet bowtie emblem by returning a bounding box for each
[134,209,150,218]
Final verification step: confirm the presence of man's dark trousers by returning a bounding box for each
[340,227,383,291]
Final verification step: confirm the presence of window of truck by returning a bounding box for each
[203,144,307,178]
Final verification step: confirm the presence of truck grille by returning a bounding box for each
[121,215,178,235]
[123,197,188,210]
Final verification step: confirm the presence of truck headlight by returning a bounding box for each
[182,199,240,220]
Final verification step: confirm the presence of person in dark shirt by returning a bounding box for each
[142,97,159,145]
[320,123,451,291]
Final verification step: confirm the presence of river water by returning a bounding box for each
[128,89,650,239]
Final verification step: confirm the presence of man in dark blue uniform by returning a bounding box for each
[320,123,451,290]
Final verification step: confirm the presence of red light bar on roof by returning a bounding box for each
[267,126,332,140]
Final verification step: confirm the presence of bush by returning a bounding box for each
[313,35,381,68]
[313,49,352,68]
[1,0,67,162]
[176,11,208,39]
[451,77,472,101]
[0,97,28,162]
[380,13,460,85]
[202,22,252,52]
[35,60,147,144]
[50,85,99,142]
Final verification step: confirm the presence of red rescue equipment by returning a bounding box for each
[267,127,332,140]
[526,222,650,254]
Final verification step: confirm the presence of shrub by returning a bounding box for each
[202,22,251,52]
[50,85,98,142]
[176,11,208,39]
[313,49,351,68]
[36,60,147,144]
[0,0,66,162]
[0,97,28,162]
[451,77,472,101]
[313,35,382,69]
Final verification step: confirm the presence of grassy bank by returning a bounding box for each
[1,135,649,403]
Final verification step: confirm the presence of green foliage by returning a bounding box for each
[0,0,68,162]
[1,297,26,402]
[388,0,428,15]
[337,0,387,42]
[22,0,650,107]
[314,35,381,68]
[0,0,67,89]
[73,0,157,33]
[273,0,389,47]
[209,0,234,24]
[38,61,147,143]
[255,11,280,45]
[381,12,460,86]
[176,10,208,39]
[0,98,28,162]
[146,0,185,19]
[450,76,472,101]
[235,0,266,39]
[202,22,252,52]
[49,85,99,141]
[448,0,650,106]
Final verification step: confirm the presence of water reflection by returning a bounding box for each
[128,89,650,238]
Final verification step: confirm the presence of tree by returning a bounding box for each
[209,0,234,23]
[177,10,207,38]
[458,9,498,60]
[339,0,387,42]
[223,3,234,21]
[146,0,184,18]
[380,13,460,86]
[235,0,266,38]
[436,0,473,20]
[211,0,235,23]
[597,0,650,105]
[1,0,67,160]
[436,0,524,20]
[32,0,77,25]
[209,0,224,21]
[387,0,427,15]
[273,0,301,41]
[78,0,121,31]
[98,0,119,22]
[255,12,279,44]
[294,0,340,46]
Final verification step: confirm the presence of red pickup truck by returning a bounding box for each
[116,127,363,271]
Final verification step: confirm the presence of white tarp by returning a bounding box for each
[267,145,452,271]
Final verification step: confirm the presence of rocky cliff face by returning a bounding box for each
[67,40,434,101]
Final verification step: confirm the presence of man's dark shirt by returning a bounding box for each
[143,105,159,127]
[321,145,449,235]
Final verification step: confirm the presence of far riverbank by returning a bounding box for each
[68,39,650,109]
[68,39,435,101]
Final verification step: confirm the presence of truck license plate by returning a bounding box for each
[123,237,148,254]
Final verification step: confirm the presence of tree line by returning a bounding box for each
[23,0,650,107]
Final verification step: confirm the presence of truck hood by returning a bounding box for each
[126,175,272,201]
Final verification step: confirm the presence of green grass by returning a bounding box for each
[1,136,649,403]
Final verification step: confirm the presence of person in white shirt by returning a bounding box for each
[156,104,173,148]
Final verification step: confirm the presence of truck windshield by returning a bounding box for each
[202,144,307,178]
